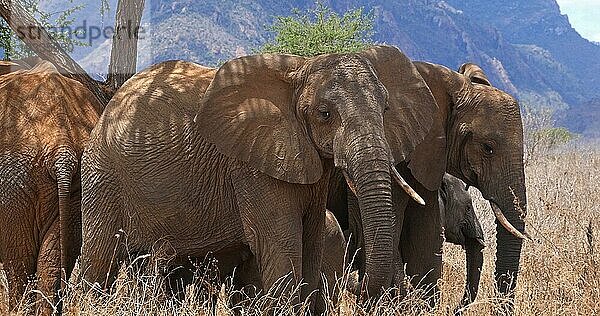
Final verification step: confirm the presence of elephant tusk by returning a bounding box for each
[390,165,425,206]
[342,170,358,196]
[476,238,486,247]
[490,203,532,241]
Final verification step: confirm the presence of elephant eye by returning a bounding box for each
[319,110,331,121]
[483,143,494,155]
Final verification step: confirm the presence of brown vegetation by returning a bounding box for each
[443,146,600,315]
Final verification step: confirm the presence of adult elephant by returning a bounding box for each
[79,45,438,306]
[0,61,101,314]
[329,61,528,307]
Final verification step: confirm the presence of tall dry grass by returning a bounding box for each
[442,146,600,315]
[1,147,599,315]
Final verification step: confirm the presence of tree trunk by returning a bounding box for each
[0,0,111,105]
[106,0,145,91]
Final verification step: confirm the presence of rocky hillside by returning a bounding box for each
[564,98,600,138]
[446,0,600,103]
[17,0,600,136]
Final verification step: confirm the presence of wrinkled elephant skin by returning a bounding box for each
[0,61,100,315]
[79,46,438,309]
[328,61,527,309]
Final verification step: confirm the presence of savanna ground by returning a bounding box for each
[1,145,598,315]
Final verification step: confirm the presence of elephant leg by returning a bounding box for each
[231,174,304,297]
[80,167,125,290]
[400,188,443,305]
[79,211,123,290]
[234,254,263,294]
[243,213,303,293]
[301,205,325,312]
[165,267,191,299]
[320,210,346,298]
[0,195,38,310]
[1,246,36,312]
[80,225,123,290]
[36,220,61,316]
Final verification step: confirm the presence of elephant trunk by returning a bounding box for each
[346,135,395,296]
[462,238,484,306]
[493,170,526,298]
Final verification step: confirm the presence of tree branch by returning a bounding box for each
[0,0,112,105]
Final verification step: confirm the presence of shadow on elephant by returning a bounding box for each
[78,45,439,312]
[0,61,101,315]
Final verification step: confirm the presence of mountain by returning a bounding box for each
[445,0,600,103]
[35,0,600,137]
[564,98,600,138]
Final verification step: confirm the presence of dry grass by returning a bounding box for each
[442,147,600,315]
[1,147,599,315]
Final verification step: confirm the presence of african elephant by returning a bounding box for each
[320,210,348,297]
[324,173,485,303]
[79,45,438,306]
[439,173,484,306]
[329,61,528,307]
[0,61,101,314]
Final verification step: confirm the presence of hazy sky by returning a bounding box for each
[556,0,600,42]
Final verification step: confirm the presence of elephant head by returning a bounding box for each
[439,173,485,306]
[413,61,528,298]
[194,46,437,295]
[440,174,484,249]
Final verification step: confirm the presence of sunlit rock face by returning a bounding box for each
[39,0,599,135]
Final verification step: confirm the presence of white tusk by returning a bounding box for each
[342,170,358,197]
[476,238,486,247]
[390,165,425,206]
[490,203,532,241]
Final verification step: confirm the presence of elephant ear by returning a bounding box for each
[195,54,323,184]
[406,111,447,191]
[401,62,453,191]
[360,45,437,164]
[458,63,491,86]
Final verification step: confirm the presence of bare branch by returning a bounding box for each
[0,0,111,105]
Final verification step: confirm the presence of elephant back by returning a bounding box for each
[90,60,216,149]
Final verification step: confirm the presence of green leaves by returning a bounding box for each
[260,2,374,56]
[522,104,578,161]
[534,127,577,148]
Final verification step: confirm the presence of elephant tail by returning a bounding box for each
[53,149,79,293]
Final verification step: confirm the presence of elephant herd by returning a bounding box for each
[0,45,528,315]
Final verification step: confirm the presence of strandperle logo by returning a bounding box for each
[13,19,146,47]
